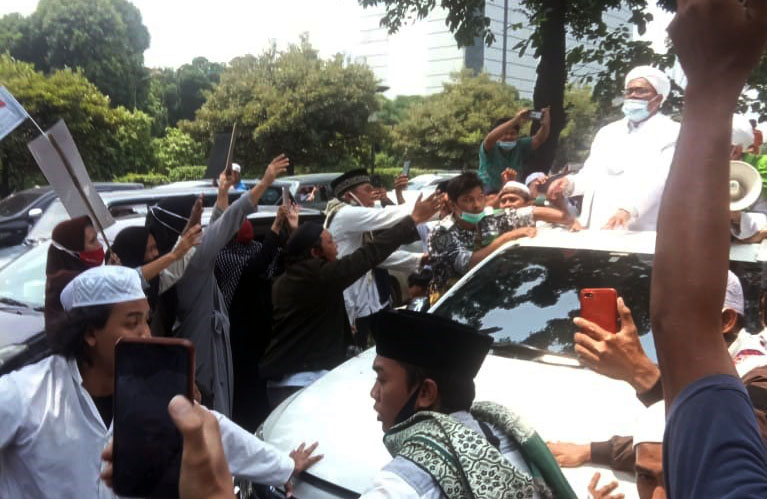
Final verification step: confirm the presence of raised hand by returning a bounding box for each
[501,168,517,184]
[394,175,409,192]
[411,192,441,225]
[173,224,202,260]
[218,170,234,194]
[263,154,290,185]
[546,441,590,468]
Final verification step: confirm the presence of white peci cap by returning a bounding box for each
[60,265,146,311]
[231,163,241,173]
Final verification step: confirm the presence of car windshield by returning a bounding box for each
[0,242,48,309]
[433,246,764,364]
[0,192,43,218]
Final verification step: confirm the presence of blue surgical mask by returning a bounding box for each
[622,99,651,123]
[497,141,517,151]
[459,210,486,224]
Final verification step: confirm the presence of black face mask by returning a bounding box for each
[393,384,421,426]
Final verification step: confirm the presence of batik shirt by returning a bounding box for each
[427,206,535,299]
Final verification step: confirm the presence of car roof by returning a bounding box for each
[282,173,342,183]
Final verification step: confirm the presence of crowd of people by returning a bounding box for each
[2,0,767,497]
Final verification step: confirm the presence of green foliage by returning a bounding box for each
[1,0,151,109]
[182,36,379,173]
[390,71,529,170]
[554,86,603,167]
[152,127,205,173]
[168,165,206,182]
[0,54,155,194]
[113,172,169,186]
[377,95,426,126]
[150,57,225,128]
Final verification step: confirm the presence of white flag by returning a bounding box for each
[0,86,27,141]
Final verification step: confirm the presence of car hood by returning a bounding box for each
[0,243,31,269]
[0,306,44,348]
[262,348,644,498]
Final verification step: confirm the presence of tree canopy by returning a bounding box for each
[0,0,151,109]
[182,37,380,174]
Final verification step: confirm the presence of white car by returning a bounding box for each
[258,228,766,499]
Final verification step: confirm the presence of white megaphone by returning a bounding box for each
[730,160,762,212]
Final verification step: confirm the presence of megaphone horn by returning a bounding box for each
[729,160,762,212]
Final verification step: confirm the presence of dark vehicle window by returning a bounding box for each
[0,193,42,217]
[261,187,281,205]
[433,246,763,363]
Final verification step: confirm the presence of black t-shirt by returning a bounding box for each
[664,374,767,498]
[91,395,113,427]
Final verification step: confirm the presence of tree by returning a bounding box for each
[0,0,151,109]
[390,70,528,170]
[359,0,678,173]
[0,55,155,195]
[182,37,379,174]
[153,127,205,172]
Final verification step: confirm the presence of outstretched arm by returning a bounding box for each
[650,0,767,405]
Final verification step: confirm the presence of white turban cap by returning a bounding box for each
[625,66,671,103]
[501,181,531,198]
[61,265,146,311]
[724,270,745,316]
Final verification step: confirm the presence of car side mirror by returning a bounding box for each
[27,208,43,220]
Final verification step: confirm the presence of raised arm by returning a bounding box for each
[531,106,551,150]
[651,0,767,405]
[140,225,202,282]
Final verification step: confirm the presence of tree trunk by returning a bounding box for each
[529,0,567,174]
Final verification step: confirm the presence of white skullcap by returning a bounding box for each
[525,172,546,187]
[60,265,146,311]
[625,66,671,103]
[732,115,755,149]
[231,163,241,173]
[501,181,531,198]
[633,402,665,448]
[724,270,745,316]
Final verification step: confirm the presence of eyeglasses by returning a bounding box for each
[624,87,657,99]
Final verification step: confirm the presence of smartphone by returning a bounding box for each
[402,160,412,177]
[282,186,290,206]
[579,288,618,333]
[529,111,543,120]
[113,338,195,499]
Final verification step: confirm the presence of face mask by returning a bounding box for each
[78,246,105,267]
[497,141,517,151]
[622,98,651,123]
[393,385,421,426]
[459,210,486,225]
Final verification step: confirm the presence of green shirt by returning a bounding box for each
[478,136,534,192]
[743,152,767,189]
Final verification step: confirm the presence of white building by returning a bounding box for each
[358,1,632,98]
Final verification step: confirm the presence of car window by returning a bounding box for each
[432,246,764,363]
[0,192,43,217]
[26,201,70,240]
[0,243,48,309]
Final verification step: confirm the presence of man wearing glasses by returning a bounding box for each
[548,66,680,231]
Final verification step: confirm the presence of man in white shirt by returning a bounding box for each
[361,310,576,499]
[0,265,317,498]
[325,169,426,346]
[548,66,680,231]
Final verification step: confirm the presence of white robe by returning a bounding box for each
[569,113,680,231]
[327,203,422,324]
[0,355,294,498]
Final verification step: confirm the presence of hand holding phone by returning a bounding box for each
[529,111,543,121]
[579,288,618,333]
[402,160,411,177]
[113,338,195,499]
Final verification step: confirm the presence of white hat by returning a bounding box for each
[625,66,671,103]
[525,172,546,187]
[501,181,531,198]
[633,402,665,448]
[724,270,745,316]
[60,265,146,311]
[732,115,755,149]
[729,160,762,212]
[231,163,241,173]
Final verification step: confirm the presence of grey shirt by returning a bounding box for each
[174,192,255,416]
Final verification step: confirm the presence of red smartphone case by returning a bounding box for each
[579,288,618,333]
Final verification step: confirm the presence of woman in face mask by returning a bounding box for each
[45,215,105,330]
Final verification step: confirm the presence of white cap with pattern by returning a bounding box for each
[725,270,745,316]
[60,265,146,311]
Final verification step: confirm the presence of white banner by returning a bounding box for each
[27,120,114,231]
[0,86,27,141]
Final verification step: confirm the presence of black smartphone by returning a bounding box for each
[113,337,195,499]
